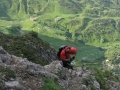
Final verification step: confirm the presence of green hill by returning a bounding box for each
[0,0,120,46]
[0,0,120,76]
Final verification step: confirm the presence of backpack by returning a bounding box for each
[57,45,67,60]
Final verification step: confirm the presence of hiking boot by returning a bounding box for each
[67,63,73,70]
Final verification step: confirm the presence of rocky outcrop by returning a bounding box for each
[0,46,120,90]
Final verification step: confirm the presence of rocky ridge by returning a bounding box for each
[0,46,120,90]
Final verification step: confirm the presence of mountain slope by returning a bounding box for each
[0,31,57,66]
[0,46,120,90]
[0,0,120,77]
[0,0,120,45]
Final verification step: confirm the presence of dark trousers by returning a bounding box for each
[62,60,73,70]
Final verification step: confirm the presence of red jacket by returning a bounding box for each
[60,46,70,61]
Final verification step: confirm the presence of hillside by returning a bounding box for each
[0,31,57,66]
[0,30,107,68]
[0,46,120,90]
[0,0,120,46]
[0,0,120,80]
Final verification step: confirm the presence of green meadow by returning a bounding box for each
[38,34,105,67]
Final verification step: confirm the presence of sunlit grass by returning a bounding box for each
[0,20,10,27]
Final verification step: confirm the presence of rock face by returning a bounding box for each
[0,46,120,90]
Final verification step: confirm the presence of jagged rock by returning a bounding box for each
[0,46,7,54]
[107,80,120,90]
[0,57,3,63]
[81,85,87,90]
[44,61,63,73]
[0,46,120,90]
[0,54,11,64]
[74,67,83,76]
[3,81,23,90]
[93,80,100,90]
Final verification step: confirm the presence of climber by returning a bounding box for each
[57,45,77,70]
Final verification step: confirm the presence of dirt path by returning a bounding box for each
[30,16,40,21]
